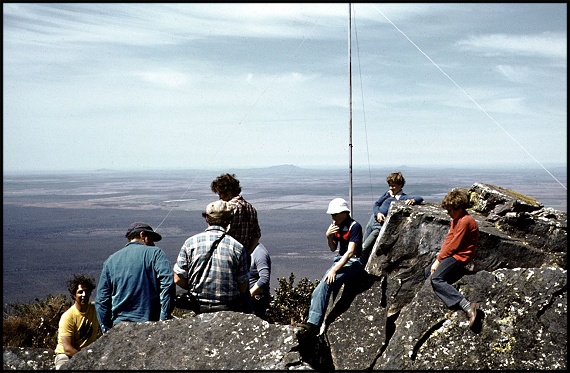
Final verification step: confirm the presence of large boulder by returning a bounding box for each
[63,312,311,370]
[2,348,54,371]
[325,267,566,371]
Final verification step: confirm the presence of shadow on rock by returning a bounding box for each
[324,272,378,327]
[296,331,335,372]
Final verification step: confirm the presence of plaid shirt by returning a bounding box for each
[173,226,249,305]
[227,195,261,251]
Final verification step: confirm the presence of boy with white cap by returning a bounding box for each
[298,197,364,336]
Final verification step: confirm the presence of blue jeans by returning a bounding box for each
[424,256,468,308]
[307,256,363,327]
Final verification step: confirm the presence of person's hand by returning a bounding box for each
[325,268,337,284]
[375,213,385,223]
[326,222,339,237]
[405,199,415,205]
[430,260,440,274]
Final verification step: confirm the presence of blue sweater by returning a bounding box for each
[372,191,424,217]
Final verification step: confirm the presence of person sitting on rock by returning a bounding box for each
[54,274,102,370]
[298,197,364,336]
[362,172,423,261]
[424,189,480,329]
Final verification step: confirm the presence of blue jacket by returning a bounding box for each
[96,242,173,332]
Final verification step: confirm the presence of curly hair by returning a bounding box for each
[441,189,470,211]
[67,274,96,300]
[210,173,242,195]
[386,172,405,187]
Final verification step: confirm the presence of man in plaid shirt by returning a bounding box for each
[173,200,252,314]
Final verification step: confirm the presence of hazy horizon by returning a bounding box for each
[3,162,567,174]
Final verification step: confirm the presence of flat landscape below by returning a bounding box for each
[3,166,566,305]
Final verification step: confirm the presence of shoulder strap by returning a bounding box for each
[190,232,226,294]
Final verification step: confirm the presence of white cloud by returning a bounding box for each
[495,65,531,83]
[133,70,190,88]
[457,33,567,60]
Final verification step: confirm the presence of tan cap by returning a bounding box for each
[203,200,234,220]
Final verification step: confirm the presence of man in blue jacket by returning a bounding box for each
[96,222,173,333]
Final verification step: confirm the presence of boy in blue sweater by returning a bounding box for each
[362,172,423,260]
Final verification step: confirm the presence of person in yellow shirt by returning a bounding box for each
[54,274,102,369]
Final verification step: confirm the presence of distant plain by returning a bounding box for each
[3,166,566,305]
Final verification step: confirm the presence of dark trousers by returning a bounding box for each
[252,293,270,320]
[197,297,241,314]
[175,293,240,314]
[424,256,468,308]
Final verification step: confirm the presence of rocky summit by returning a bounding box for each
[4,183,567,371]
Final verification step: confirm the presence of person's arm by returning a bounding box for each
[324,221,361,284]
[430,258,440,274]
[372,192,390,216]
[250,251,270,297]
[249,236,260,255]
[57,311,80,356]
[173,272,188,290]
[154,248,174,320]
[326,222,339,252]
[61,335,79,357]
[324,241,357,284]
[249,206,261,253]
[437,217,469,260]
[239,280,254,314]
[402,194,424,205]
[374,192,392,222]
[173,244,190,290]
[95,267,112,333]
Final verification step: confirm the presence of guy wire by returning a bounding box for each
[370,4,566,191]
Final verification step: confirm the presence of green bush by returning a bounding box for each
[3,294,71,348]
[266,273,319,326]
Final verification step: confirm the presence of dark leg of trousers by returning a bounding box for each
[424,256,467,308]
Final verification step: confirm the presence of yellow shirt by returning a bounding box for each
[54,302,101,355]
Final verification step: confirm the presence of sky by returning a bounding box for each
[3,3,567,174]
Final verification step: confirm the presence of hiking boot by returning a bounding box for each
[466,302,478,328]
